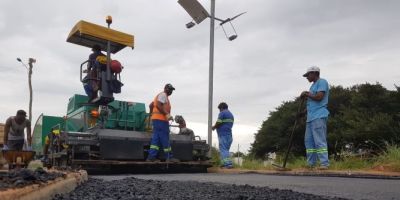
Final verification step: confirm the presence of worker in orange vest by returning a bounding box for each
[146,84,180,162]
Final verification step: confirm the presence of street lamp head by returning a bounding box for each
[17,58,22,62]
[29,58,36,64]
[186,21,196,29]
[106,15,112,25]
[228,35,237,41]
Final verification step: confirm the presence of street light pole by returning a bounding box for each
[27,58,34,123]
[178,0,245,155]
[208,0,215,153]
[17,58,36,123]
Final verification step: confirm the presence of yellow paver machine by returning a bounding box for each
[32,17,211,174]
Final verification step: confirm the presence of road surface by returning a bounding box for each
[94,173,400,200]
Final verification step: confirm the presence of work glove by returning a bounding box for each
[166,114,174,122]
[2,145,9,151]
[300,91,309,99]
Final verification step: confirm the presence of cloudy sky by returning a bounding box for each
[0,0,399,152]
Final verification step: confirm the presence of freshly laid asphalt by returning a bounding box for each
[93,173,400,200]
[56,176,346,200]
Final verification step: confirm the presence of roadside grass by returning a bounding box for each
[211,147,221,167]
[226,145,400,172]
[329,156,374,170]
[234,159,274,170]
[285,157,308,169]
[374,144,400,172]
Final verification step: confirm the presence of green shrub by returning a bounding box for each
[375,144,400,171]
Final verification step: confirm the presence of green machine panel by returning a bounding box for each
[32,114,64,155]
[65,94,148,132]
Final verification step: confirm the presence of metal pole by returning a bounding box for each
[106,24,111,81]
[208,0,215,154]
[237,143,239,165]
[27,59,34,123]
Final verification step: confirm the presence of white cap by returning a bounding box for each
[303,66,320,77]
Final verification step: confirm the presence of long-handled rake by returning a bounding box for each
[272,97,305,171]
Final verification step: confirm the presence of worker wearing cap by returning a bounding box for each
[3,110,32,151]
[146,84,179,162]
[301,66,330,169]
[212,102,234,169]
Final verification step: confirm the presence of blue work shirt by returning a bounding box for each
[216,109,234,135]
[306,78,330,122]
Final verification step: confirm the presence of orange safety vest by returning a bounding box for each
[151,92,171,121]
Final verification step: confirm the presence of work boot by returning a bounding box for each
[167,158,180,163]
[145,158,160,162]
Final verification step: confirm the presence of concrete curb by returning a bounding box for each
[208,168,400,179]
[0,170,88,200]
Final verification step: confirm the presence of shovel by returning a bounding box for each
[272,97,305,171]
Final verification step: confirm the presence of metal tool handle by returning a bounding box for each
[282,98,306,168]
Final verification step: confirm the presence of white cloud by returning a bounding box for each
[0,0,399,152]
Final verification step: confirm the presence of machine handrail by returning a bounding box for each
[80,60,101,83]
[80,60,89,82]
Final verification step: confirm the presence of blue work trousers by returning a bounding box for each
[305,118,329,167]
[147,120,173,159]
[218,132,233,167]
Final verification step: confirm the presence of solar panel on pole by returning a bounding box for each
[178,0,209,24]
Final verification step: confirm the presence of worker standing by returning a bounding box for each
[83,44,105,102]
[301,66,330,170]
[146,84,179,162]
[3,110,32,151]
[212,102,234,169]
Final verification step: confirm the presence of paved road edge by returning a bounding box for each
[208,168,400,179]
[0,170,88,200]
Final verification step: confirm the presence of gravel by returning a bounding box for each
[54,177,347,200]
[0,168,66,190]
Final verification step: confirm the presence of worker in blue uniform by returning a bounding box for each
[212,102,234,169]
[301,66,330,170]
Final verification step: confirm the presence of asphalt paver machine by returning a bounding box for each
[32,17,211,173]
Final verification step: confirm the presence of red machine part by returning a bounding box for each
[110,60,122,73]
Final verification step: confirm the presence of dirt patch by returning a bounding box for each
[371,164,399,173]
[209,167,400,179]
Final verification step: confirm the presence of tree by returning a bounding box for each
[250,83,400,159]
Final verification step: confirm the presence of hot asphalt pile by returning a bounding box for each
[0,168,65,190]
[54,177,347,200]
